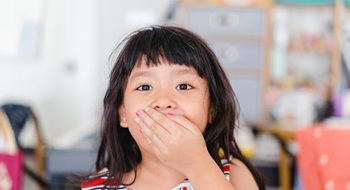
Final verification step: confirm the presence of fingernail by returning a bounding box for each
[145,107,150,112]
[135,118,140,123]
[166,113,174,118]
[139,128,143,134]
[136,110,141,116]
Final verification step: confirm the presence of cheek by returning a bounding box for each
[123,99,143,123]
[127,121,142,138]
[198,117,209,133]
[188,110,209,133]
[125,110,139,129]
[198,101,211,133]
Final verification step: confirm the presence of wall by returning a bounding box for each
[0,0,175,148]
[97,0,175,78]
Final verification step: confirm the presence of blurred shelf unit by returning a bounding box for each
[177,5,272,126]
[267,1,344,128]
[275,0,350,5]
[270,2,341,92]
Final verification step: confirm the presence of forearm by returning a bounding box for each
[185,153,235,190]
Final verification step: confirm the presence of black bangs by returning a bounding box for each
[118,25,214,78]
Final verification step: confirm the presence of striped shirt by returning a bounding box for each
[81,159,231,190]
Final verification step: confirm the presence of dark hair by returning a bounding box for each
[96,25,265,189]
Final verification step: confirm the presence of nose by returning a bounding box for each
[150,92,177,111]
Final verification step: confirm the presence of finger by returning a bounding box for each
[143,107,178,134]
[135,116,166,151]
[136,109,171,142]
[167,114,201,135]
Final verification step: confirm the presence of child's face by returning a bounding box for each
[118,58,211,152]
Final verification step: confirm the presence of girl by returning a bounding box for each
[82,25,265,190]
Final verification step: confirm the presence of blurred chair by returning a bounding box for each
[1,103,49,189]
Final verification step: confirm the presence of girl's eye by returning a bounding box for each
[176,84,193,90]
[137,85,152,91]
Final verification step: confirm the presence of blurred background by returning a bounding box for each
[0,0,350,189]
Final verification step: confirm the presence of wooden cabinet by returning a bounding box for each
[175,1,344,129]
[178,5,272,126]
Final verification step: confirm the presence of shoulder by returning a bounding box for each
[81,168,126,190]
[229,158,259,190]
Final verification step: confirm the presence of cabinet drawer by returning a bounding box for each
[209,41,263,67]
[229,76,261,124]
[186,7,265,36]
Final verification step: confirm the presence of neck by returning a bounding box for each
[123,156,186,189]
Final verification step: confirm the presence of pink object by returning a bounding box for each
[0,151,23,190]
[296,125,350,190]
[135,110,141,116]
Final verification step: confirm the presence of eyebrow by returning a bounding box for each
[129,68,198,81]
[129,71,152,81]
[176,68,197,76]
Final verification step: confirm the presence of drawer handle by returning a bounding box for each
[221,46,239,62]
[209,12,240,28]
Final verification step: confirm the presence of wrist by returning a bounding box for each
[182,152,235,190]
[184,151,217,179]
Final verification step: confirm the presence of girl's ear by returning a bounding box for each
[118,104,128,128]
